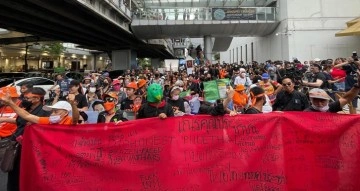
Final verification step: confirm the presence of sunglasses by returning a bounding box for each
[282,83,292,87]
[104,97,115,102]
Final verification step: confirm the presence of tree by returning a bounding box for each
[138,58,151,69]
[41,42,66,67]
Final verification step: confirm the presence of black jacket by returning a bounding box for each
[273,90,309,111]
[97,110,128,123]
[198,101,225,116]
[166,98,185,113]
[137,102,174,119]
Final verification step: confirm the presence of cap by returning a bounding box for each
[0,87,19,98]
[43,101,72,112]
[112,79,120,85]
[309,88,330,100]
[69,80,80,87]
[249,84,258,89]
[102,72,109,77]
[103,92,118,100]
[137,79,147,88]
[314,58,321,62]
[83,76,91,81]
[126,82,138,90]
[174,80,184,87]
[261,73,270,80]
[170,86,181,93]
[234,84,245,91]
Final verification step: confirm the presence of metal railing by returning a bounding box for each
[132,7,277,22]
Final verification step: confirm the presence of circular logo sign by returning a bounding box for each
[213,9,226,20]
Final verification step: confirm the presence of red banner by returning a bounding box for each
[20,112,360,191]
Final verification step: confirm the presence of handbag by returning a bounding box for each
[0,138,11,161]
[0,141,19,173]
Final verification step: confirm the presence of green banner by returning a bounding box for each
[179,90,190,98]
[203,79,229,101]
[54,67,65,73]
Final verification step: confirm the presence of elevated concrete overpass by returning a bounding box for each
[0,0,174,63]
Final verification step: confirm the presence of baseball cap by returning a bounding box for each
[126,82,138,90]
[314,58,321,62]
[43,101,72,112]
[137,79,147,88]
[112,79,120,85]
[261,73,270,80]
[102,72,109,77]
[309,88,330,100]
[234,84,245,91]
[83,76,91,82]
[103,92,118,100]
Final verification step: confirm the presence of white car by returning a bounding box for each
[7,77,55,99]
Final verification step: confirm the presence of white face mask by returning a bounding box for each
[172,95,179,100]
[89,87,96,93]
[49,115,61,124]
[312,104,329,112]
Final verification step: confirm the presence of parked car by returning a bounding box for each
[7,77,55,99]
[0,72,26,79]
[65,72,83,81]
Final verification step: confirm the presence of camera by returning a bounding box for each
[352,51,359,61]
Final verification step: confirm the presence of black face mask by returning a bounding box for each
[21,100,33,108]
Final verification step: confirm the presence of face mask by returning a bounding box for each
[179,87,184,92]
[49,115,61,124]
[113,85,120,91]
[89,87,96,93]
[172,95,179,100]
[311,104,329,112]
[21,100,33,108]
[104,102,115,112]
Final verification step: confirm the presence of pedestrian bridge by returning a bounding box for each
[131,7,280,51]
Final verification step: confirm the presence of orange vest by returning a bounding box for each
[0,100,21,137]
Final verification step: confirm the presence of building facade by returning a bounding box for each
[221,0,360,63]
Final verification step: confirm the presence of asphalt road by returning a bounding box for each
[0,172,7,190]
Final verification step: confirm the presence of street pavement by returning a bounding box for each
[0,172,7,190]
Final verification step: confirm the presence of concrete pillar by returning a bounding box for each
[112,50,137,70]
[204,35,213,61]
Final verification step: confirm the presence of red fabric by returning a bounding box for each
[21,112,360,191]
[148,100,166,108]
[331,68,346,82]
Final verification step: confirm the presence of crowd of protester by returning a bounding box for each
[0,55,359,190]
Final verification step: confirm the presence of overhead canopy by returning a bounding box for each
[335,18,360,37]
